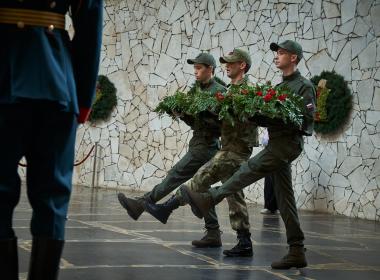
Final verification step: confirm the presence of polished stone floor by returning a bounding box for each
[14,186,380,280]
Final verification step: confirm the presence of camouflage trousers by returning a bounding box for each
[176,150,251,232]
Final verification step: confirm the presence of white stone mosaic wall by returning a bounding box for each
[72,0,380,221]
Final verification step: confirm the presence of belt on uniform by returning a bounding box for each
[0,8,65,30]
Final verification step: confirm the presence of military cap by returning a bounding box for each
[270,40,303,61]
[219,49,251,72]
[187,53,216,68]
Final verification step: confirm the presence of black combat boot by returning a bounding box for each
[223,230,253,257]
[144,195,180,224]
[118,193,147,220]
[271,246,307,269]
[192,228,222,248]
[27,238,64,280]
[0,238,19,280]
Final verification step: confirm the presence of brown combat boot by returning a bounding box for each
[271,246,307,269]
[183,186,214,218]
[117,193,146,220]
[192,229,222,248]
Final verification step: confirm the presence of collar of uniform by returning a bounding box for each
[196,78,214,89]
[283,69,301,81]
[227,75,248,87]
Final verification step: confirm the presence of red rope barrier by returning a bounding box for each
[74,145,95,166]
[18,145,96,167]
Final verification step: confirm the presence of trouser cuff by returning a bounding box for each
[205,224,220,230]
[143,193,154,203]
[208,188,221,204]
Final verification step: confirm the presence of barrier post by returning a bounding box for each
[91,142,98,188]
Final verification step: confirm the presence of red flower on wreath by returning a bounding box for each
[267,88,276,96]
[263,94,273,102]
[241,89,249,95]
[256,91,263,96]
[278,94,288,101]
[215,92,225,101]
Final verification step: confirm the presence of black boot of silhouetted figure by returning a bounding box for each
[0,238,19,280]
[27,238,64,280]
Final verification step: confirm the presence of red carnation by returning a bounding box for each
[215,92,225,101]
[267,88,276,96]
[241,89,249,95]
[256,91,263,96]
[278,94,288,101]
[263,94,273,102]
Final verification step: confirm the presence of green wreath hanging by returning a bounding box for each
[89,75,117,123]
[310,71,353,136]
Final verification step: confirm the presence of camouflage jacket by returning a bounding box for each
[220,76,259,155]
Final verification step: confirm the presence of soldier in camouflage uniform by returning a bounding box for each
[145,49,259,257]
[183,41,317,269]
[118,53,226,247]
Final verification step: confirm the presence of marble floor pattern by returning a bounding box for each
[14,185,380,280]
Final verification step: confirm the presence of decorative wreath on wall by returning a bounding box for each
[89,75,117,123]
[310,71,353,137]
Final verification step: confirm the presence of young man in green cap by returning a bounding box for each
[118,53,226,247]
[183,40,316,269]
[145,49,259,257]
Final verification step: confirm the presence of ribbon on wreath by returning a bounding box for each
[315,79,329,122]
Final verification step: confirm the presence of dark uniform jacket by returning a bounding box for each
[0,0,103,114]
[181,77,226,150]
[256,70,316,139]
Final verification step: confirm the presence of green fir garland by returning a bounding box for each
[311,71,353,136]
[155,82,304,127]
[89,75,118,123]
